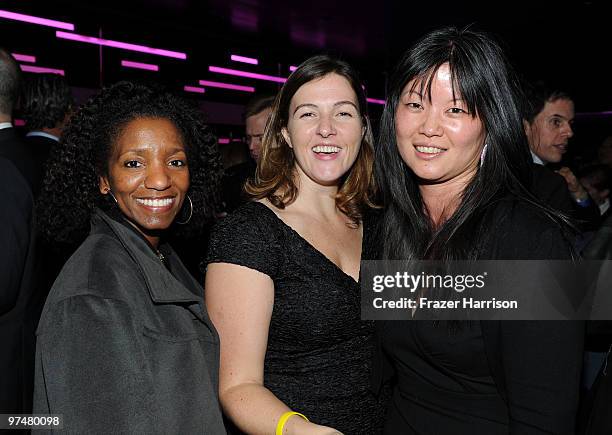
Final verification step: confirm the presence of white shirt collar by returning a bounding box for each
[531,151,545,166]
[0,122,13,130]
[26,131,60,142]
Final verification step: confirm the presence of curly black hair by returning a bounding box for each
[37,81,223,245]
[21,73,74,130]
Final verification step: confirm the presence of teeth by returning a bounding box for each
[416,146,444,154]
[312,145,341,153]
[136,198,174,207]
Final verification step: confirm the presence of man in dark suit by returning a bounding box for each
[0,48,36,188]
[22,73,73,198]
[0,47,38,415]
[523,81,600,230]
[0,156,36,414]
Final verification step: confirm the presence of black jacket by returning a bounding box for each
[33,209,226,434]
[0,127,37,190]
[0,157,36,413]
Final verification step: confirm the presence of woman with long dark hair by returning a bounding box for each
[372,27,584,434]
[205,55,384,434]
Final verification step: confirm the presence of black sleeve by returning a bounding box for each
[498,220,584,434]
[0,158,33,315]
[498,320,584,434]
[205,202,281,278]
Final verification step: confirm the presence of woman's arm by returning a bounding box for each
[205,263,342,435]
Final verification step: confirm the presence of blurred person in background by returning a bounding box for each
[523,81,600,231]
[21,73,74,198]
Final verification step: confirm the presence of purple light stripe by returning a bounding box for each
[198,80,255,93]
[231,54,258,65]
[209,65,286,83]
[56,31,187,60]
[218,138,230,144]
[12,53,36,63]
[367,98,385,105]
[0,9,74,30]
[231,138,243,142]
[183,86,205,94]
[20,65,65,76]
[289,65,297,72]
[121,60,159,71]
[576,111,612,117]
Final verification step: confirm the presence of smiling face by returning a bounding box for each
[281,73,364,187]
[525,98,575,164]
[99,117,190,247]
[395,63,486,187]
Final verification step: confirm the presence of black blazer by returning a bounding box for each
[0,127,36,190]
[0,157,36,413]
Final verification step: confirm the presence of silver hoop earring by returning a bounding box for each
[176,195,193,225]
[107,189,119,204]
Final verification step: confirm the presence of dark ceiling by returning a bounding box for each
[1,0,610,139]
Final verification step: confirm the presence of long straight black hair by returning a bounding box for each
[376,26,568,261]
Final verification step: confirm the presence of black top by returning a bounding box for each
[370,198,584,435]
[206,201,386,434]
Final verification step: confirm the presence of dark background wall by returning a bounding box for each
[1,0,610,158]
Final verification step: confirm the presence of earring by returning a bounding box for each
[104,188,119,204]
[176,195,193,225]
[480,142,489,166]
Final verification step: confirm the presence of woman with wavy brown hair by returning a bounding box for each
[205,55,384,434]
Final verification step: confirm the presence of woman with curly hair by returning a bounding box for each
[205,55,385,434]
[33,81,226,433]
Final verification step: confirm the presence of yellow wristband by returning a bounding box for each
[276,411,309,435]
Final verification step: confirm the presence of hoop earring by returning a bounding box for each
[105,188,119,204]
[176,195,193,225]
[480,142,489,166]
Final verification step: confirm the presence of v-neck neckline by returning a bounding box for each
[251,201,361,285]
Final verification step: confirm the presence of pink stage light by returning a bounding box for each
[121,60,159,71]
[289,65,298,72]
[183,86,205,94]
[14,119,26,127]
[56,31,187,60]
[198,80,255,93]
[0,9,74,30]
[20,65,65,76]
[209,66,286,83]
[12,53,36,63]
[367,98,385,105]
[218,138,231,144]
[231,54,258,65]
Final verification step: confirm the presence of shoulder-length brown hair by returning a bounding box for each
[245,54,377,225]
